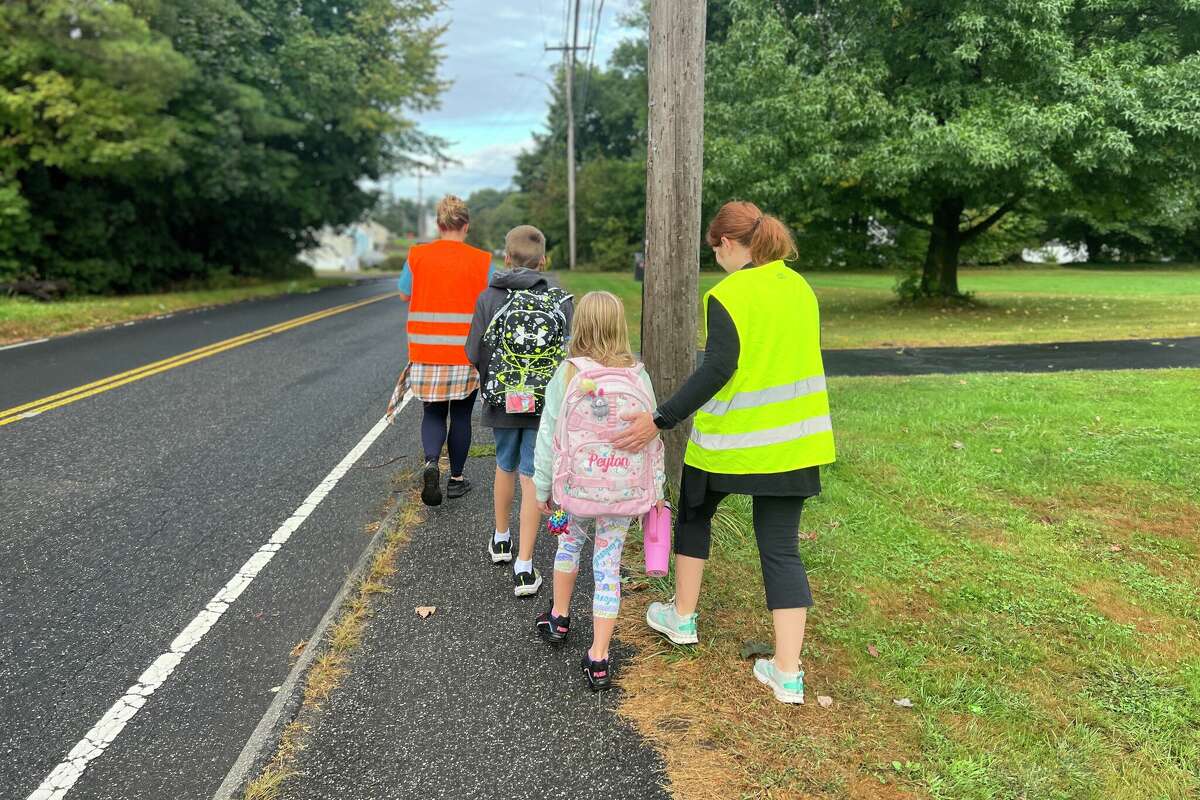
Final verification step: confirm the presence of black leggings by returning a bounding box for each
[420,391,476,477]
[675,490,812,610]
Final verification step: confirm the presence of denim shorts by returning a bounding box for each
[494,427,537,477]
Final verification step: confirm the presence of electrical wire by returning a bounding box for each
[579,0,606,117]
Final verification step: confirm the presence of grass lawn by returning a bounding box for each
[0,276,355,344]
[617,369,1200,800]
[556,267,1200,349]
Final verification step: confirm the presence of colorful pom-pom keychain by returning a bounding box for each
[547,508,570,536]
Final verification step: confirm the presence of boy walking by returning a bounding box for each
[466,226,573,597]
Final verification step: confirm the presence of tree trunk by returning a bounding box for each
[920,198,965,298]
[642,0,706,491]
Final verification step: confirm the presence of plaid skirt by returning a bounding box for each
[387,362,479,421]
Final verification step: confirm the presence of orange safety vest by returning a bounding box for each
[406,239,492,365]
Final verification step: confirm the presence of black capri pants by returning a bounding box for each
[674,488,813,610]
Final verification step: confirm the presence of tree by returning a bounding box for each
[0,1,189,284]
[705,0,1200,297]
[1,0,446,293]
[514,17,650,270]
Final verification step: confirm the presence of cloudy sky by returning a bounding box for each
[383,1,636,202]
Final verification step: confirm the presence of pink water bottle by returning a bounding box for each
[642,503,672,577]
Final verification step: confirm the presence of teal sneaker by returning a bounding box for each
[753,658,805,704]
[645,601,699,645]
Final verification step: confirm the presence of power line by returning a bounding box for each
[579,0,606,117]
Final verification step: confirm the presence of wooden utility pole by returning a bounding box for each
[547,1,587,270]
[643,0,706,488]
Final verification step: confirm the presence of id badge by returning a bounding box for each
[505,390,537,414]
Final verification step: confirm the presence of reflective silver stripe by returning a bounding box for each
[700,375,828,417]
[408,312,474,324]
[689,415,833,451]
[408,333,468,346]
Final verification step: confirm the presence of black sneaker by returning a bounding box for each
[535,610,570,643]
[446,476,472,500]
[581,653,613,691]
[513,568,542,597]
[421,462,442,507]
[488,535,513,564]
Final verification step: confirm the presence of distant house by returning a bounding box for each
[300,221,393,271]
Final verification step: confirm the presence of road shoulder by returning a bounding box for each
[230,432,670,800]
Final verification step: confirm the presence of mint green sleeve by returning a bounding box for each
[639,369,667,502]
[534,362,570,502]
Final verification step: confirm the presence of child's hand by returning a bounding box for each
[655,499,666,514]
[538,499,554,515]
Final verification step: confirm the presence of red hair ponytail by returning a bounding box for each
[706,201,798,265]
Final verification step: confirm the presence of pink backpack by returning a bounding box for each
[552,358,664,518]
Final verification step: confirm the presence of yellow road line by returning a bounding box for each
[0,292,399,427]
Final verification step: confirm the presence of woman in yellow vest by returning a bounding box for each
[391,195,492,507]
[616,201,835,704]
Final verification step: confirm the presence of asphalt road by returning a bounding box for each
[0,280,419,799]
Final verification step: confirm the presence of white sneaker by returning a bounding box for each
[753,658,805,704]
[645,600,699,645]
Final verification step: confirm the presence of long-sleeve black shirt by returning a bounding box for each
[654,264,821,501]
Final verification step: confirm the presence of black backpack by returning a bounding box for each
[481,287,570,414]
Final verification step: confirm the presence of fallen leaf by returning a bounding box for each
[740,641,774,659]
[270,685,281,693]
[627,581,650,592]
[798,530,818,541]
[415,606,437,618]
[1109,544,1123,553]
[828,520,842,529]
[817,695,834,708]
[289,640,307,659]
[1094,415,1102,422]
[991,447,1003,454]
[867,644,880,658]
[951,441,965,450]
[958,379,968,385]
[893,697,914,708]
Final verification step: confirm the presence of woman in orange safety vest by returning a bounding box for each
[390,195,492,506]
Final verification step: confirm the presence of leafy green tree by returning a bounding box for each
[514,21,650,270]
[705,0,1200,297]
[1,0,446,293]
[0,1,188,283]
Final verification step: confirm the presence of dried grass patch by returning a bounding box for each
[617,562,925,800]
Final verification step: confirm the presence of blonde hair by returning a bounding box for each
[436,195,470,231]
[568,291,635,369]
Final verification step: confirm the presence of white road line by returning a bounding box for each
[0,337,49,351]
[27,401,410,800]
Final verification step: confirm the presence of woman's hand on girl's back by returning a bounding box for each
[614,411,658,452]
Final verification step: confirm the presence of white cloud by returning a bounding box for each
[381,1,637,198]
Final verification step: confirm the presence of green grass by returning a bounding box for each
[0,276,355,344]
[618,369,1200,800]
[556,267,1200,349]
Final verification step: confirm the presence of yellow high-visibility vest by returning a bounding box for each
[684,260,836,474]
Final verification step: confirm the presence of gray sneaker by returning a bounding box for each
[645,600,699,645]
[753,658,805,704]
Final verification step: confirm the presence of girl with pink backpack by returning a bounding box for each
[532,291,666,691]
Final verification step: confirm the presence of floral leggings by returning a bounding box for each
[553,516,632,619]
